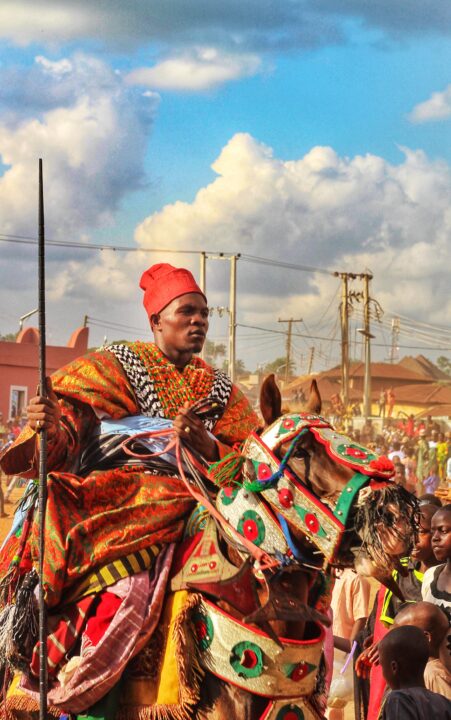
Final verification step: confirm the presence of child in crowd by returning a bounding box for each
[418,493,442,508]
[423,461,441,495]
[355,503,438,720]
[422,504,451,672]
[379,625,451,719]
[394,601,451,698]
[327,568,371,719]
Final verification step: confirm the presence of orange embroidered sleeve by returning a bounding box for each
[213,384,259,453]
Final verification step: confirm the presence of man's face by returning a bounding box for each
[411,514,433,565]
[431,509,451,563]
[152,293,209,355]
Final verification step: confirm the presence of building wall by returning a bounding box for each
[0,326,89,421]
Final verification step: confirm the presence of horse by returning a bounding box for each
[1,376,418,720]
[118,375,418,720]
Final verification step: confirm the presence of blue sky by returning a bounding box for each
[0,1,450,372]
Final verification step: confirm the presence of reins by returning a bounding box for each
[120,425,279,572]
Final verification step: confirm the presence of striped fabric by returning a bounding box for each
[30,595,96,677]
[64,545,161,604]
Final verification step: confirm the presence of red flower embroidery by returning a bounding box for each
[257,463,272,480]
[304,513,320,534]
[243,520,259,541]
[344,446,368,459]
[195,620,208,640]
[241,649,258,669]
[282,418,295,430]
[278,488,294,508]
[290,662,308,681]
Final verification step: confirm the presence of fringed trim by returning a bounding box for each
[1,695,60,719]
[0,606,15,667]
[117,594,204,720]
[207,452,245,488]
[172,593,204,714]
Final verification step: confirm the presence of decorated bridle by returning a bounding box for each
[122,406,397,572]
[214,412,396,569]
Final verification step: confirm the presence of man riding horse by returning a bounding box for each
[0,263,418,720]
[0,265,257,701]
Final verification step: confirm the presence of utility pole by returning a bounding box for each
[389,317,400,363]
[361,273,375,420]
[307,346,315,375]
[199,252,207,361]
[278,318,302,383]
[337,273,350,409]
[228,255,237,383]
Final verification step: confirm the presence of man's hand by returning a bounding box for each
[355,640,379,679]
[173,402,218,461]
[27,377,61,437]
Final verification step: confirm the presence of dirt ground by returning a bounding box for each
[0,475,25,544]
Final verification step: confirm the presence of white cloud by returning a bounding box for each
[0,54,157,240]
[408,84,451,123]
[127,47,262,91]
[35,56,73,76]
[2,132,451,367]
[133,134,451,328]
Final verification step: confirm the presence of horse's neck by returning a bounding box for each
[197,675,267,720]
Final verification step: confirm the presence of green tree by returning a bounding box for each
[437,356,451,375]
[262,356,296,376]
[204,340,226,367]
[221,358,249,377]
[0,332,18,342]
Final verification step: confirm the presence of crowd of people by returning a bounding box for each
[327,496,451,719]
[347,415,451,498]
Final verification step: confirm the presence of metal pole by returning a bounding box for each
[340,274,349,409]
[362,273,373,420]
[228,255,237,383]
[285,320,292,384]
[199,252,207,361]
[278,318,302,384]
[37,159,48,720]
[307,346,315,375]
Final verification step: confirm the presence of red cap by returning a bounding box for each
[139,263,206,316]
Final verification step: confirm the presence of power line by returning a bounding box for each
[0,234,201,254]
[236,322,451,351]
[0,234,340,275]
[240,254,334,276]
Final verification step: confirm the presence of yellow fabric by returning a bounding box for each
[6,674,26,699]
[118,590,205,720]
[152,590,188,706]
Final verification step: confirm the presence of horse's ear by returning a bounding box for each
[305,379,322,414]
[260,373,282,426]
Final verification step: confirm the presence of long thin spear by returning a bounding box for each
[37,158,48,719]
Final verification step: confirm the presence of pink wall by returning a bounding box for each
[0,326,89,421]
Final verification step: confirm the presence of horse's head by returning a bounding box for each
[248,374,419,578]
